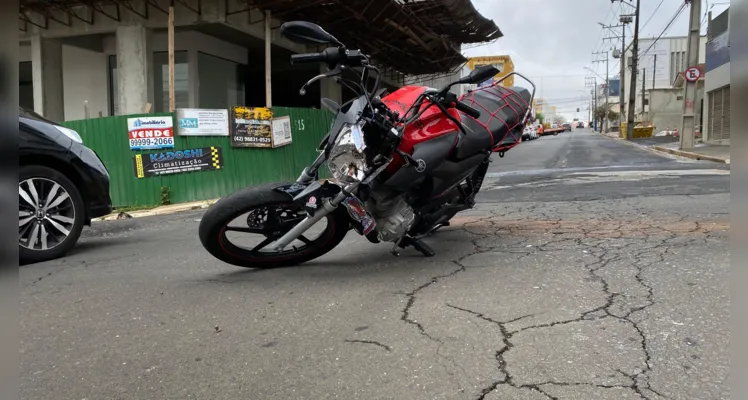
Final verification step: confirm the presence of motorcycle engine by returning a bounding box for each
[366,191,416,242]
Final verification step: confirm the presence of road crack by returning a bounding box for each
[344,339,392,352]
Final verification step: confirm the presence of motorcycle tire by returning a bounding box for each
[198,182,350,268]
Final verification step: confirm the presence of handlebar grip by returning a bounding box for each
[290,53,326,65]
[455,101,481,119]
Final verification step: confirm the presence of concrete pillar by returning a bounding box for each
[31,35,64,121]
[116,25,153,115]
[320,64,342,105]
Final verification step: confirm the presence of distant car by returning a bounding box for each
[522,126,538,141]
[577,122,584,128]
[19,108,112,264]
[563,123,572,132]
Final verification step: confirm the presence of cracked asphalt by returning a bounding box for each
[20,130,729,399]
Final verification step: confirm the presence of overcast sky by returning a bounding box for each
[465,0,729,119]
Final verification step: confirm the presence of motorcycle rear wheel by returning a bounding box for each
[198,183,350,268]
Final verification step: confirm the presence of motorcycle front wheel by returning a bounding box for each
[198,182,350,268]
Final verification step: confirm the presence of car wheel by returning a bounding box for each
[19,165,85,264]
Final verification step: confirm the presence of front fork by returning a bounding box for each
[270,188,351,251]
[271,152,358,251]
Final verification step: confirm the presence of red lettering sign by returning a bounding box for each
[129,128,174,140]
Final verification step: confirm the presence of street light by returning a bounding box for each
[584,66,606,81]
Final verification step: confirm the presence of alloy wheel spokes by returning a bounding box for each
[19,185,37,208]
[46,217,71,236]
[223,205,327,255]
[19,177,75,251]
[46,191,70,210]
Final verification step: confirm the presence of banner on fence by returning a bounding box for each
[176,108,230,136]
[127,116,174,150]
[133,146,223,178]
[271,116,293,148]
[231,106,273,148]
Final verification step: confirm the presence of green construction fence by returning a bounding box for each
[62,107,334,208]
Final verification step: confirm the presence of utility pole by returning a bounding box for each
[613,0,640,139]
[602,16,630,132]
[680,0,701,150]
[641,68,646,122]
[585,76,598,131]
[592,51,609,132]
[618,15,632,130]
[652,54,657,87]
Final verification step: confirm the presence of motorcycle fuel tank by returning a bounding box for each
[382,86,462,176]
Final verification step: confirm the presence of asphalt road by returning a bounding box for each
[20,129,730,400]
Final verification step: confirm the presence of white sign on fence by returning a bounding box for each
[127,116,174,150]
[271,116,293,148]
[176,108,230,136]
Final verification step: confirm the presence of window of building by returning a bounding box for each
[153,51,189,112]
[197,52,246,110]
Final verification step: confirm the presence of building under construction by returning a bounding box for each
[19,0,502,122]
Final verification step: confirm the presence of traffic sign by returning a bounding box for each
[685,66,701,82]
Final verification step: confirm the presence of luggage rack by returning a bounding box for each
[462,72,537,156]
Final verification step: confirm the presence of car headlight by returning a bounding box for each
[327,123,367,184]
[55,126,83,144]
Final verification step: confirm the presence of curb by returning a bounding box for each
[651,146,730,164]
[95,199,219,221]
[594,131,730,164]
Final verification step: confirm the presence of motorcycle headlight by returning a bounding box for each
[327,123,367,184]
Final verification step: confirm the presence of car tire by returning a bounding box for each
[19,165,85,264]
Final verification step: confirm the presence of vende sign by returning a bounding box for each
[127,117,174,139]
[127,116,175,150]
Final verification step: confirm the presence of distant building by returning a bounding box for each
[18,0,501,122]
[464,55,515,90]
[622,35,708,126]
[703,8,730,142]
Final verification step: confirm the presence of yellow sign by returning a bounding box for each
[232,106,274,148]
[211,146,221,169]
[134,154,144,178]
[233,106,272,121]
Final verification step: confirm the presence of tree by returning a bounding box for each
[552,116,566,125]
[593,105,617,122]
[535,112,545,124]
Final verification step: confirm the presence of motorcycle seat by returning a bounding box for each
[452,86,532,160]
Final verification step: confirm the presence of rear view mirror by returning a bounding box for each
[461,65,500,85]
[280,21,343,47]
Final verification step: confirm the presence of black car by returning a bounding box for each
[19,108,112,263]
[562,123,572,132]
[577,122,584,128]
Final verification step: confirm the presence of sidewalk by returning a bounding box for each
[652,141,730,164]
[96,198,219,221]
[594,130,730,164]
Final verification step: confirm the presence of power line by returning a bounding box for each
[640,0,666,31]
[640,2,687,57]
[700,0,710,28]
[591,3,621,58]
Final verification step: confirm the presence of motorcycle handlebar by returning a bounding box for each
[290,53,328,64]
[454,101,481,119]
[290,48,366,67]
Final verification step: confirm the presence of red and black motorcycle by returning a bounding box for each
[199,21,535,268]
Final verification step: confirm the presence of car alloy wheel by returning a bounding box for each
[19,177,76,251]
